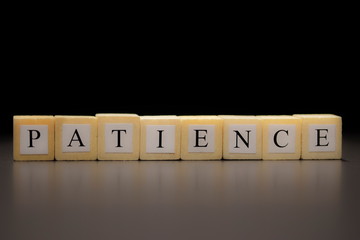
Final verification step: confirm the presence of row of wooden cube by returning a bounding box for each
[13,114,342,161]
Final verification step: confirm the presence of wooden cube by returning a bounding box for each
[13,115,55,161]
[140,116,181,160]
[219,115,262,160]
[180,116,223,160]
[55,116,97,160]
[293,114,342,159]
[96,113,140,160]
[260,115,302,160]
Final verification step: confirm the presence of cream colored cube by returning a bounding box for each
[140,116,181,160]
[180,116,223,160]
[293,114,342,159]
[13,115,55,161]
[55,116,97,160]
[260,115,302,160]
[219,115,262,160]
[96,114,140,160]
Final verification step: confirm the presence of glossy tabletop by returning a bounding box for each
[1,134,360,240]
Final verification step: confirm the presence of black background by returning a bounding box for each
[2,23,356,135]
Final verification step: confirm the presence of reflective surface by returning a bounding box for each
[1,135,360,240]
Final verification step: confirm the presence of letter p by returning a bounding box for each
[28,129,41,147]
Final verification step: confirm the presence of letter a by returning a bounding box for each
[68,129,85,147]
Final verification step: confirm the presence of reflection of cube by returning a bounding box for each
[180,116,223,160]
[13,115,55,161]
[293,114,342,159]
[260,115,302,160]
[55,116,97,160]
[219,115,262,160]
[97,114,140,160]
[140,116,181,160]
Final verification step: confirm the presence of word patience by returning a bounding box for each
[13,114,342,161]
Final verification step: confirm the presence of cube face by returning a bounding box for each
[293,114,342,159]
[140,116,181,160]
[13,116,55,161]
[180,116,223,160]
[55,116,97,160]
[219,115,262,160]
[97,114,140,160]
[260,116,302,160]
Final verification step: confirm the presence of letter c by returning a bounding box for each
[274,129,289,148]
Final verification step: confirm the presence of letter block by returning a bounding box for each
[96,113,140,160]
[140,116,181,160]
[293,114,342,159]
[180,116,223,160]
[13,115,55,161]
[219,115,262,160]
[260,116,302,160]
[55,116,97,160]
